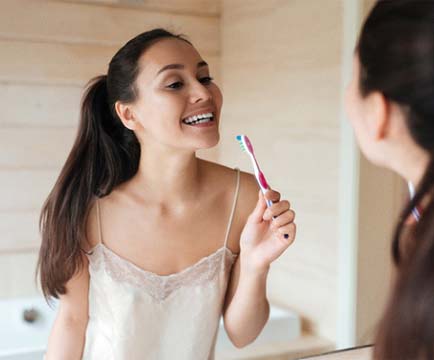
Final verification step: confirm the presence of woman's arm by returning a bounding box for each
[222,256,270,348]
[45,200,102,359]
[223,175,296,348]
[45,256,90,360]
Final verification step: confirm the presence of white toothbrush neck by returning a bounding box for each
[248,152,260,174]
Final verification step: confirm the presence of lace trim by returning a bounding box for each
[87,244,237,302]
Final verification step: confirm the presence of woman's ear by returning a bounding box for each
[366,91,390,141]
[115,101,138,130]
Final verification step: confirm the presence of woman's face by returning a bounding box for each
[126,38,222,151]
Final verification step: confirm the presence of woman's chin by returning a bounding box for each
[194,133,220,150]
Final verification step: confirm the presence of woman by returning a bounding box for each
[38,29,296,359]
[345,0,434,358]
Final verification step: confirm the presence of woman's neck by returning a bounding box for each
[129,145,204,207]
[392,144,430,188]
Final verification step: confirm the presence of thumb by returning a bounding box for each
[247,190,267,224]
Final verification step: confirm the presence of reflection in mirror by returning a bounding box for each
[0,0,415,359]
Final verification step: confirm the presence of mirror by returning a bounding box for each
[0,1,402,359]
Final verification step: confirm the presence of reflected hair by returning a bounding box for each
[357,1,434,359]
[37,29,191,300]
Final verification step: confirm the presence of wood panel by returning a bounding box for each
[0,170,58,211]
[58,0,220,16]
[0,84,82,128]
[0,40,220,86]
[0,212,40,252]
[0,128,76,169]
[1,1,219,55]
[0,0,222,302]
[0,252,40,298]
[221,0,343,341]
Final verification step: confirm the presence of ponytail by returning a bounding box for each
[392,158,434,264]
[374,157,434,360]
[37,28,190,299]
[37,75,139,299]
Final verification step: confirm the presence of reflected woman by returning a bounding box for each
[345,1,434,358]
[38,29,296,359]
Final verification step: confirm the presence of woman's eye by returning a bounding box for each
[167,81,183,89]
[199,77,213,85]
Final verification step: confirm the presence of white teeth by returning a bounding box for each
[183,112,214,125]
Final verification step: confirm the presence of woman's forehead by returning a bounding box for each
[138,38,202,76]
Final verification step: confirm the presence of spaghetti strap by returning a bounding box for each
[96,198,103,245]
[223,168,241,249]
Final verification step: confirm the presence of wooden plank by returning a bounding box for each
[0,170,58,211]
[0,40,113,85]
[0,211,41,252]
[0,40,220,85]
[0,128,76,169]
[58,0,220,16]
[0,0,219,55]
[0,84,82,128]
[0,252,40,298]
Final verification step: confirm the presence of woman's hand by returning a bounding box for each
[239,189,296,273]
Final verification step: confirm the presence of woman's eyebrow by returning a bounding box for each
[157,61,208,75]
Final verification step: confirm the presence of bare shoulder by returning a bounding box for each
[199,158,258,212]
[199,159,236,179]
[200,159,259,251]
[83,198,101,252]
[237,170,259,217]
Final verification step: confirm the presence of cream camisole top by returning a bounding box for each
[82,168,241,360]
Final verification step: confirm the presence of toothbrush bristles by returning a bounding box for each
[236,135,248,152]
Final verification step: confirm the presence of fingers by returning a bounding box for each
[263,195,296,245]
[263,200,291,221]
[248,190,268,224]
[278,223,297,245]
[269,209,296,228]
[264,189,280,203]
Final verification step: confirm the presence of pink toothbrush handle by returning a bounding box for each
[257,171,274,207]
[258,171,269,190]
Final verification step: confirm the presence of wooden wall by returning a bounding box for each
[0,0,220,297]
[220,0,344,341]
[0,0,402,351]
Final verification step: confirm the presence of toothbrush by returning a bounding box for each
[236,134,289,239]
[408,181,421,222]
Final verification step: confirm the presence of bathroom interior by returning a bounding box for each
[0,0,406,359]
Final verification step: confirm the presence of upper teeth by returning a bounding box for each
[183,112,214,124]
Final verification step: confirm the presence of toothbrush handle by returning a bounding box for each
[256,172,274,208]
[246,141,290,239]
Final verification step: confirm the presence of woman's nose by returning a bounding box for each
[189,82,212,103]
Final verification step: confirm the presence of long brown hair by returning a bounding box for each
[37,29,191,300]
[357,1,434,358]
